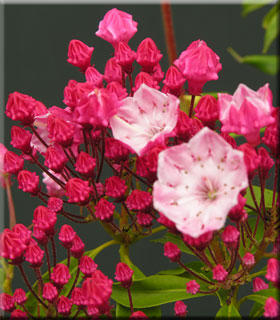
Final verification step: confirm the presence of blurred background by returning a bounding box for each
[2,2,278,317]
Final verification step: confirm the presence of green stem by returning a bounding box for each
[227,47,243,63]
[94,239,119,257]
[4,176,16,229]
[2,264,14,294]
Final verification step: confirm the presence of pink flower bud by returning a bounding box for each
[12,224,32,246]
[59,225,76,248]
[106,81,128,100]
[266,258,279,283]
[33,206,57,235]
[136,38,163,72]
[220,132,237,149]
[264,297,279,318]
[157,213,177,232]
[0,293,15,312]
[136,212,153,227]
[85,66,103,88]
[130,311,148,319]
[95,8,138,46]
[242,252,255,267]
[174,110,203,141]
[57,296,72,316]
[195,95,219,124]
[134,72,159,91]
[105,138,130,162]
[10,309,27,319]
[94,198,115,222]
[44,146,67,173]
[75,152,96,177]
[186,280,200,295]
[253,277,269,292]
[221,225,239,248]
[164,242,181,262]
[213,264,228,282]
[67,39,94,71]
[104,57,122,84]
[0,229,26,262]
[105,176,127,200]
[51,264,71,287]
[262,121,278,155]
[228,193,247,221]
[174,300,187,317]
[4,151,24,175]
[163,66,185,90]
[174,40,222,95]
[24,241,44,267]
[47,197,63,213]
[17,170,39,195]
[183,231,213,251]
[63,80,79,109]
[47,115,75,147]
[32,226,48,245]
[42,282,58,302]
[258,147,274,178]
[66,178,92,204]
[126,190,152,211]
[13,289,27,305]
[79,255,98,277]
[152,63,164,83]
[238,143,260,178]
[70,235,85,259]
[10,126,32,153]
[115,262,134,288]
[71,287,86,307]
[115,41,136,73]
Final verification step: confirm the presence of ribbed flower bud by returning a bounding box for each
[17,170,39,195]
[57,296,73,316]
[66,178,92,204]
[0,229,26,262]
[106,81,128,100]
[10,126,32,153]
[265,258,279,283]
[163,66,185,90]
[44,146,68,173]
[164,242,181,262]
[105,176,127,200]
[183,231,213,251]
[136,212,153,227]
[115,41,136,73]
[264,297,279,318]
[221,225,240,248]
[24,241,44,267]
[253,277,269,292]
[79,255,98,277]
[105,138,130,162]
[238,144,260,179]
[47,197,63,213]
[174,301,187,317]
[136,38,163,72]
[71,288,86,307]
[42,282,58,302]
[258,147,274,178]
[33,206,57,235]
[186,280,200,295]
[242,252,255,267]
[4,151,24,175]
[47,115,75,147]
[195,95,219,124]
[134,72,159,91]
[104,57,122,84]
[115,262,134,288]
[12,224,32,246]
[212,264,228,282]
[13,289,27,305]
[10,309,27,319]
[94,198,115,222]
[59,225,76,248]
[75,152,96,177]
[70,235,85,259]
[126,190,152,211]
[51,264,71,287]
[67,39,94,71]
[85,66,103,88]
[0,293,15,312]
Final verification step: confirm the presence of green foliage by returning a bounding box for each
[245,185,275,209]
[263,7,279,53]
[242,0,274,17]
[216,303,241,318]
[240,288,278,305]
[116,303,161,318]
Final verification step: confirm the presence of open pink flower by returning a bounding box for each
[153,127,248,238]
[110,84,179,156]
[218,83,275,146]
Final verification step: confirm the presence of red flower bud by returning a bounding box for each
[67,39,94,71]
[13,288,27,305]
[10,126,32,153]
[17,170,39,195]
[126,190,152,211]
[66,178,92,204]
[51,264,71,287]
[70,235,85,259]
[164,242,181,262]
[94,198,115,222]
[136,38,163,72]
[75,152,96,177]
[79,255,98,277]
[4,151,24,175]
[42,282,58,302]
[115,262,134,288]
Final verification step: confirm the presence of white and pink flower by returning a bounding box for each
[153,127,248,238]
[110,84,179,156]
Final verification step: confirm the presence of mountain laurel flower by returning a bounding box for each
[115,262,134,288]
[67,39,94,71]
[104,137,130,161]
[0,293,15,312]
[51,264,71,287]
[85,66,103,88]
[79,255,98,277]
[71,288,86,307]
[174,40,222,95]
[221,225,240,248]
[94,198,115,221]
[126,190,152,212]
[33,206,57,235]
[10,126,32,153]
[75,152,96,177]
[115,41,136,73]
[253,277,269,292]
[136,38,163,72]
[163,66,185,90]
[110,84,179,156]
[13,289,27,305]
[95,8,138,46]
[264,297,279,318]
[213,264,228,282]
[164,242,181,262]
[153,127,248,238]
[10,309,28,319]
[42,282,58,302]
[57,296,72,316]
[47,197,63,212]
[59,225,76,248]
[265,258,279,283]
[174,301,187,317]
[17,170,39,195]
[218,83,275,146]
[47,115,75,148]
[136,212,153,227]
[66,178,92,204]
[24,242,44,267]
[106,81,128,100]
[70,235,85,259]
[44,146,68,173]
[105,176,127,200]
[4,151,24,175]
[242,252,255,267]
[186,280,200,295]
[195,95,219,124]
[134,72,160,92]
[104,57,123,84]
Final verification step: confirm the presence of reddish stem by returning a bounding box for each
[4,176,16,229]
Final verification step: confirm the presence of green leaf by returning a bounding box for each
[158,267,185,276]
[151,232,195,256]
[245,185,275,209]
[241,288,278,306]
[250,302,265,318]
[242,0,273,17]
[262,2,280,29]
[263,9,279,53]
[215,303,241,318]
[0,267,4,291]
[116,303,161,318]
[111,275,210,308]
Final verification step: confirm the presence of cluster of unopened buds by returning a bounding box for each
[0,7,279,319]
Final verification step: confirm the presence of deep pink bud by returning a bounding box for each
[5,92,35,125]
[174,300,187,317]
[66,178,92,204]
[164,242,181,262]
[94,198,115,221]
[75,152,96,177]
[195,95,219,124]
[85,66,103,88]
[47,197,63,213]
[10,309,27,319]
[67,39,94,71]
[220,132,237,149]
[264,297,279,318]
[136,38,163,72]
[105,138,130,161]
[12,224,32,246]
[136,212,153,227]
[221,225,239,247]
[24,241,44,267]
[130,311,148,319]
[71,288,86,307]
[51,264,71,287]
[0,229,26,261]
[183,231,213,251]
[44,146,68,173]
[126,190,152,211]
[266,258,279,283]
[70,235,85,258]
[186,280,200,295]
[163,66,185,90]
[79,255,98,277]
[47,115,75,147]
[10,126,32,153]
[63,80,78,109]
[174,110,203,141]
[134,72,159,91]
[32,226,48,245]
[13,289,27,305]
[57,296,72,316]
[33,206,57,234]
[82,270,113,307]
[152,63,164,83]
[262,121,278,155]
[242,252,255,267]
[157,213,177,231]
[104,57,122,84]
[228,193,247,221]
[59,224,76,248]
[94,182,104,198]
[253,277,269,292]
[17,170,39,195]
[115,262,134,288]
[105,176,127,200]
[42,282,58,302]
[213,264,228,282]
[0,293,15,312]
[238,143,260,178]
[106,81,128,100]
[258,147,274,178]
[4,151,24,175]
[115,41,136,73]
